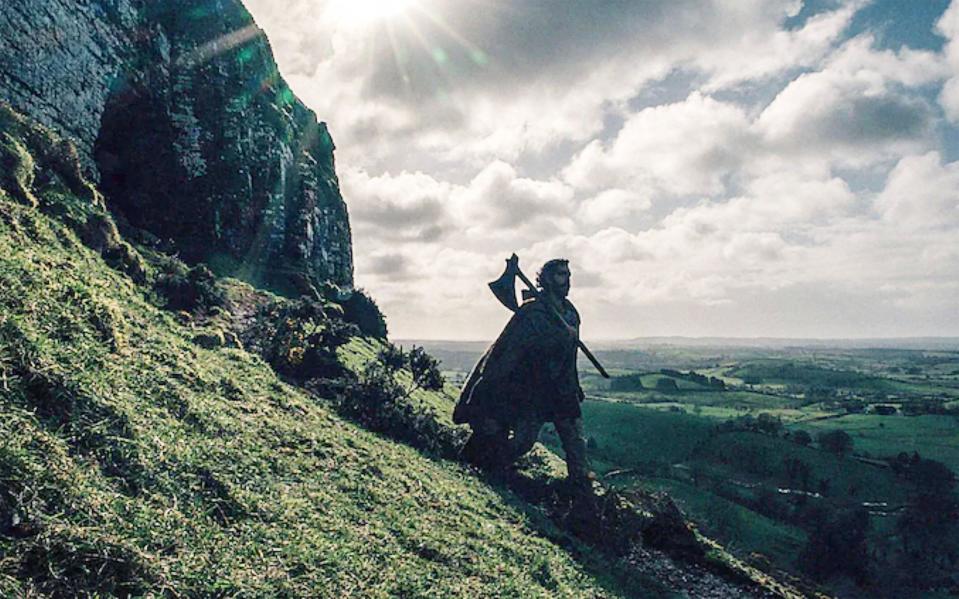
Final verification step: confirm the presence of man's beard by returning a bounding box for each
[545,283,570,298]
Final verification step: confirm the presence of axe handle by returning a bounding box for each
[576,338,611,379]
[514,270,610,379]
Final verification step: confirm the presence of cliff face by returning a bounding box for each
[0,0,353,292]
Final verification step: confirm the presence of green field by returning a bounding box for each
[791,413,959,473]
[539,383,957,598]
[700,431,910,504]
[417,292,959,598]
[545,401,715,474]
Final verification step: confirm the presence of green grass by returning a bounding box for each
[700,431,909,504]
[0,196,647,597]
[543,401,716,475]
[563,400,908,505]
[595,387,797,412]
[729,360,886,389]
[790,414,959,473]
[338,337,461,426]
[637,478,806,569]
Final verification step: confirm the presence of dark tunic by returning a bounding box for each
[453,296,584,425]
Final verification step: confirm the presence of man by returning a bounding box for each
[454,258,593,489]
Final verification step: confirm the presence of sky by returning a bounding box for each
[242,0,959,341]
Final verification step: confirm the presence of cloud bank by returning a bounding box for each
[245,0,959,340]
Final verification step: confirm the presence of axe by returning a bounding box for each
[488,254,610,378]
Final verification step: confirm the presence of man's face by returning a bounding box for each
[550,265,571,298]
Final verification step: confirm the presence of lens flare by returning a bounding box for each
[328,0,417,26]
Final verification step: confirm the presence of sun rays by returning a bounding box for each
[327,0,419,27]
[325,0,492,78]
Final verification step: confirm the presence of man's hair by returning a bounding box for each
[536,258,569,290]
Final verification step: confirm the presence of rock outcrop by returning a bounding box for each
[0,0,353,292]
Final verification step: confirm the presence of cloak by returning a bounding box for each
[453,296,584,425]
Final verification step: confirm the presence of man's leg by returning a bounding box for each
[461,418,508,470]
[502,418,543,465]
[554,417,592,484]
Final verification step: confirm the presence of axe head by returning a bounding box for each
[488,253,520,312]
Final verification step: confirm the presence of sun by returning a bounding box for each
[327,0,417,26]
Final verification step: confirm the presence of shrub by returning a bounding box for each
[407,346,444,395]
[798,508,871,584]
[817,429,853,457]
[254,297,353,381]
[340,288,387,339]
[314,346,458,457]
[756,413,783,436]
[154,263,225,312]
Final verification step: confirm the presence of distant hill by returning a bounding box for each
[405,337,959,351]
[601,337,959,350]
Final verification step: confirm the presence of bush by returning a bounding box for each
[340,288,387,339]
[252,297,355,381]
[817,429,853,457]
[756,413,783,436]
[407,346,444,394]
[798,508,871,584]
[154,263,225,312]
[313,345,457,457]
[791,430,812,446]
[893,458,959,588]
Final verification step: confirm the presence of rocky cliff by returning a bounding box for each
[0,0,352,292]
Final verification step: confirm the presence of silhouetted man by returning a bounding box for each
[454,258,593,489]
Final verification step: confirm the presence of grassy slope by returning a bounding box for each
[338,337,462,425]
[641,478,806,570]
[0,198,645,596]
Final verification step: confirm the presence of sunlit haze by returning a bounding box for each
[243,0,959,341]
[326,0,418,26]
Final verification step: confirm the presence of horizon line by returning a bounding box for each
[394,335,959,343]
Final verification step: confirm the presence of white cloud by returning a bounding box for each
[699,0,860,91]
[825,34,947,87]
[564,93,753,197]
[875,152,959,229]
[342,168,453,242]
[245,0,864,172]
[721,231,789,264]
[576,189,652,229]
[757,36,938,167]
[452,161,575,232]
[938,0,959,121]
[242,0,959,339]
